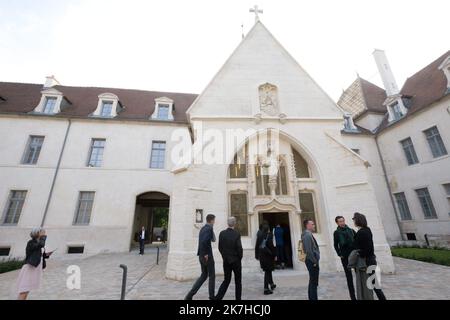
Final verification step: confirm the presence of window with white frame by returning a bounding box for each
[415,188,437,219]
[400,137,419,165]
[299,192,318,233]
[74,191,95,225]
[2,190,27,225]
[151,97,174,121]
[394,192,412,220]
[443,183,450,216]
[43,97,57,114]
[91,93,121,118]
[424,126,447,158]
[150,141,166,169]
[157,104,170,120]
[22,136,44,165]
[390,102,404,120]
[230,193,249,236]
[87,139,106,167]
[100,101,113,117]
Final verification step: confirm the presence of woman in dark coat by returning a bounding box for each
[352,212,387,300]
[255,223,277,295]
[16,228,51,300]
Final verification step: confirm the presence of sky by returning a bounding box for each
[0,0,448,101]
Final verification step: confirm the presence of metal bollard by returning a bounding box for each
[157,246,160,265]
[119,264,127,300]
[424,234,430,247]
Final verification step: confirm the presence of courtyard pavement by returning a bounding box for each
[1,245,449,300]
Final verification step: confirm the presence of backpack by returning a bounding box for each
[298,240,306,262]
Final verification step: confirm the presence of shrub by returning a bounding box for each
[391,247,450,267]
[0,258,25,274]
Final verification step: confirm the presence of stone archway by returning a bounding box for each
[130,191,170,250]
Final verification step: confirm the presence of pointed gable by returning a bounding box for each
[187,22,343,120]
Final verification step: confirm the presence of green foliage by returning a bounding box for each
[391,247,450,266]
[0,258,25,274]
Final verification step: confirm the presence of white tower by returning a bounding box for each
[373,49,407,121]
[373,49,399,97]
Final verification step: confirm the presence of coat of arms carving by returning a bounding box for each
[259,83,279,116]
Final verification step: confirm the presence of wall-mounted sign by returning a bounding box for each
[195,209,204,223]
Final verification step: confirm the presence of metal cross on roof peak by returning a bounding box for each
[249,5,263,23]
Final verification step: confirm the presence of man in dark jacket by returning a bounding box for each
[301,219,320,300]
[215,217,243,300]
[185,214,216,300]
[333,216,357,300]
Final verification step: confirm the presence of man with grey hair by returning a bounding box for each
[215,216,243,300]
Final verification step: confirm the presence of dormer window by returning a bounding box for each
[385,96,408,123]
[33,87,68,115]
[43,97,57,114]
[343,113,358,131]
[438,55,450,93]
[91,93,122,118]
[151,97,174,121]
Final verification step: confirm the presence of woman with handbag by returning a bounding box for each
[352,212,387,300]
[255,223,277,295]
[16,228,52,300]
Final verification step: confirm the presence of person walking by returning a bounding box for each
[274,224,286,269]
[215,217,243,300]
[301,219,320,300]
[333,216,357,300]
[352,212,387,300]
[16,228,53,300]
[138,226,148,255]
[185,214,216,300]
[255,223,276,295]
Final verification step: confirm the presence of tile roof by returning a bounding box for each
[0,82,198,123]
[376,50,450,132]
[337,77,387,119]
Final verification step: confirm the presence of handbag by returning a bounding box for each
[298,240,306,262]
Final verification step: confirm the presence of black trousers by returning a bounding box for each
[185,257,216,300]
[215,259,242,300]
[341,256,356,300]
[264,270,274,290]
[139,239,145,254]
[305,259,319,300]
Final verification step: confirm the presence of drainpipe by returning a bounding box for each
[40,119,72,227]
[375,135,404,241]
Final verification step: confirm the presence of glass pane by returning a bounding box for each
[293,148,310,178]
[229,147,247,179]
[43,97,56,114]
[3,191,26,224]
[230,194,248,236]
[255,166,263,195]
[101,102,113,117]
[299,193,315,213]
[157,105,170,119]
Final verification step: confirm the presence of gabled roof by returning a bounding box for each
[0,82,198,123]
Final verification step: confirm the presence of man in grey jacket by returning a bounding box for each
[301,219,320,300]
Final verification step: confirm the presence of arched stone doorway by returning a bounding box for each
[130,192,170,250]
[226,129,325,271]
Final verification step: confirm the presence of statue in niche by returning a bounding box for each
[259,83,279,116]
